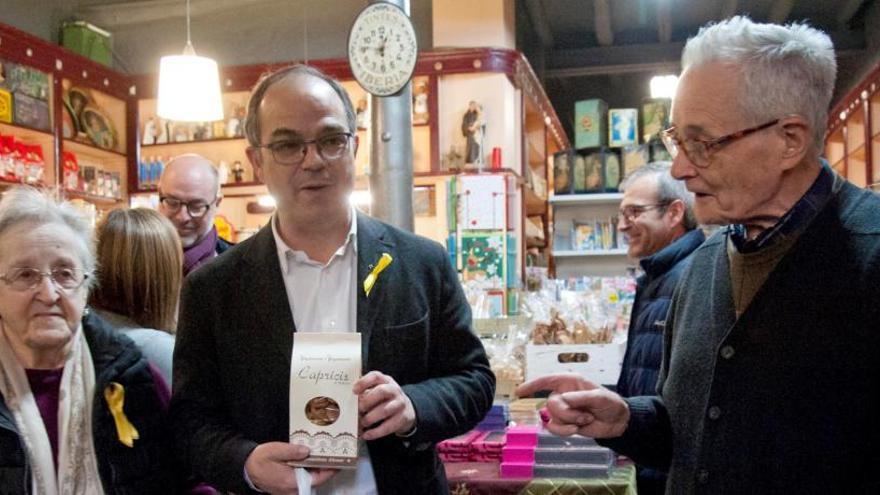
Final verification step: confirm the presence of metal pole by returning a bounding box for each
[369,0,414,232]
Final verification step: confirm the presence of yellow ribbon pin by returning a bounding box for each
[103,382,140,448]
[363,253,393,297]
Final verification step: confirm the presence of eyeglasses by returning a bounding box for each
[159,196,215,218]
[0,267,89,292]
[256,132,354,166]
[618,203,669,223]
[661,119,779,168]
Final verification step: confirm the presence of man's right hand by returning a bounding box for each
[516,373,630,439]
[244,442,337,494]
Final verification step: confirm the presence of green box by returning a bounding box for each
[61,21,112,67]
[574,99,608,149]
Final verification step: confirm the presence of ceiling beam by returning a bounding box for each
[836,0,865,28]
[720,0,738,19]
[547,61,681,78]
[656,0,672,43]
[72,0,284,28]
[594,0,614,46]
[550,41,683,69]
[767,0,795,24]
[524,0,554,48]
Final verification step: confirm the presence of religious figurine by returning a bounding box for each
[461,101,484,167]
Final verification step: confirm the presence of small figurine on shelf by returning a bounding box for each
[232,160,245,183]
[193,122,210,141]
[412,80,429,124]
[142,116,157,145]
[356,97,369,130]
[217,160,230,185]
[226,105,246,138]
[156,118,169,144]
[461,101,484,167]
[172,123,190,142]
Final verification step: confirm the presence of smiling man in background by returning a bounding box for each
[615,161,703,495]
[157,154,231,275]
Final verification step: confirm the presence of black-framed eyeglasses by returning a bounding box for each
[618,203,669,223]
[661,119,779,168]
[159,196,215,218]
[256,132,354,166]
[0,267,90,292]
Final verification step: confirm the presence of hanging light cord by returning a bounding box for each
[184,0,195,55]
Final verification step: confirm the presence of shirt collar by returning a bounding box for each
[729,161,835,253]
[272,206,359,273]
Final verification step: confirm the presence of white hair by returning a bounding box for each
[0,187,96,287]
[681,16,836,148]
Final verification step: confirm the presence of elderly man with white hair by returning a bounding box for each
[519,16,880,494]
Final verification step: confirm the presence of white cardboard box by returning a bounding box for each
[525,342,626,385]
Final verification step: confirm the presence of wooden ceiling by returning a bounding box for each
[516,0,875,140]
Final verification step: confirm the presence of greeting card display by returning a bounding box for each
[289,332,361,469]
[460,232,506,289]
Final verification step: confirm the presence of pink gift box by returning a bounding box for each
[470,430,505,453]
[502,446,535,464]
[500,462,534,478]
[505,425,540,448]
[438,430,482,451]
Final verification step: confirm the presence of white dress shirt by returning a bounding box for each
[271,209,378,495]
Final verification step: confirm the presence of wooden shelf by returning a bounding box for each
[549,192,623,205]
[141,136,247,148]
[64,189,124,205]
[0,179,47,190]
[553,248,629,257]
[0,121,54,140]
[63,139,126,160]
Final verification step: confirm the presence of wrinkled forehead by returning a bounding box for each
[672,63,746,134]
[0,221,89,269]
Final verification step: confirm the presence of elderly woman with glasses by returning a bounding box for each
[0,187,178,494]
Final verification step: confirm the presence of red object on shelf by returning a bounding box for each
[492,147,502,169]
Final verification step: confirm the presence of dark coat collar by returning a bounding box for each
[639,228,706,279]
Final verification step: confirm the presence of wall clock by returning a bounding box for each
[348,2,418,97]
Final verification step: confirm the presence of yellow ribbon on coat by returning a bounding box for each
[103,382,140,448]
[363,253,393,297]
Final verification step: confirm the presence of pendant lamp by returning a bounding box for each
[157,0,223,122]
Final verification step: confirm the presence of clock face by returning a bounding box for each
[348,2,418,97]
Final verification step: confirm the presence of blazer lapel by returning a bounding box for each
[356,213,395,369]
[242,225,296,366]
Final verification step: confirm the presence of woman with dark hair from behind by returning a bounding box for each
[91,207,181,386]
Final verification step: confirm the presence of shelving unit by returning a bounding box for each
[549,191,633,278]
[825,60,880,187]
[0,22,135,215]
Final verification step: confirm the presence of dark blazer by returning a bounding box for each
[170,213,495,494]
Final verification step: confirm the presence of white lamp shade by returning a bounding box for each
[157,53,224,122]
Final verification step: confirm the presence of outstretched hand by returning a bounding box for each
[516,373,630,439]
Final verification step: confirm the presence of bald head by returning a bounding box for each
[157,154,222,248]
[160,154,220,198]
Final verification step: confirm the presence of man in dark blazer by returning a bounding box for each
[170,65,495,494]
